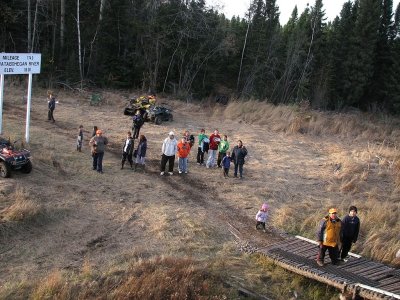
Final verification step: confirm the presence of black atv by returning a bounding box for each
[0,137,32,178]
[123,96,173,125]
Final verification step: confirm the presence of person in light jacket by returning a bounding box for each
[160,131,178,175]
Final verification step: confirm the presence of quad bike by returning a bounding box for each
[0,137,32,178]
[123,95,173,125]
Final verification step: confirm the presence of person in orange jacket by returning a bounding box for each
[316,207,342,266]
[177,137,191,174]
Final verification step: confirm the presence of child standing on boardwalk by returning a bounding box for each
[221,151,231,177]
[255,203,269,232]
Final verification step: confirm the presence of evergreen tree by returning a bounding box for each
[345,0,381,108]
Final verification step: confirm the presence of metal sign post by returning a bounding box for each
[0,53,41,142]
[0,74,4,135]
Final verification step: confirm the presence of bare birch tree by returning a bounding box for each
[76,0,83,88]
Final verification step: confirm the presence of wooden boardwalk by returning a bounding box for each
[258,236,400,300]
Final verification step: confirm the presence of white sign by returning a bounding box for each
[0,53,41,74]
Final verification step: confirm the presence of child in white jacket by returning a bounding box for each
[255,203,269,232]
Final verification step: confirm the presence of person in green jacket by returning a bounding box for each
[217,135,230,168]
[196,129,207,165]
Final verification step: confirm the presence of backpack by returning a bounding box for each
[202,137,209,153]
[189,135,195,147]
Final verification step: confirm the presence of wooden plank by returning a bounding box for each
[340,258,368,269]
[349,263,386,274]
[377,276,400,285]
[369,269,397,281]
[358,266,393,277]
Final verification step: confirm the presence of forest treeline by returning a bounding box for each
[1,0,400,112]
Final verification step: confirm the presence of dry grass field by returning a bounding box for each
[0,84,399,299]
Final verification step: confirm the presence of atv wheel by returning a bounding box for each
[0,161,11,178]
[21,160,32,174]
[154,116,162,125]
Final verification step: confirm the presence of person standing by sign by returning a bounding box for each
[47,91,56,123]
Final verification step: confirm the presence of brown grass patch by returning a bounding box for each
[0,187,43,222]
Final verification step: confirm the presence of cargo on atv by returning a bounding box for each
[0,137,32,178]
[123,95,173,125]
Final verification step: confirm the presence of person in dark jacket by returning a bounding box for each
[132,111,144,139]
[121,131,134,169]
[231,140,248,178]
[316,208,342,266]
[340,206,360,261]
[76,125,84,152]
[47,92,56,122]
[134,135,147,171]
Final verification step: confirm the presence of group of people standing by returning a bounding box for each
[160,128,248,178]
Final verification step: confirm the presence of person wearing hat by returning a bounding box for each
[160,131,178,175]
[340,206,360,261]
[89,129,109,173]
[316,207,342,266]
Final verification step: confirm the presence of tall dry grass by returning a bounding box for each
[0,187,43,222]
[223,100,400,144]
[223,100,400,265]
[24,256,234,300]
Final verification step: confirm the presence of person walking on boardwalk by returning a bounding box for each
[121,131,134,169]
[316,208,342,266]
[160,131,178,175]
[89,129,109,174]
[340,206,360,261]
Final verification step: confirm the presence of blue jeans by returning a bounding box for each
[234,163,243,177]
[93,152,104,172]
[178,157,188,172]
[206,150,217,167]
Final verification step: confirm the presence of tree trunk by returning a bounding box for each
[77,0,83,89]
[237,10,251,93]
[31,0,40,52]
[28,0,31,51]
[60,0,65,49]
[99,0,106,22]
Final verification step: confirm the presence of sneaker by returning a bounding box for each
[316,260,324,267]
[168,172,173,175]
[263,229,266,233]
[197,162,201,165]
[160,172,165,176]
[184,171,188,174]
[179,171,182,174]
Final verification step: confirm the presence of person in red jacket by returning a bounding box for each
[206,129,221,168]
[177,137,191,174]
